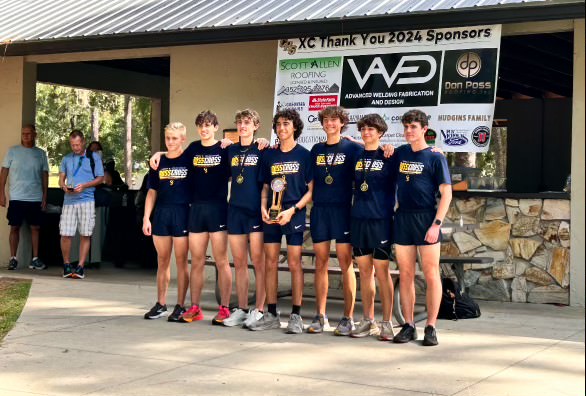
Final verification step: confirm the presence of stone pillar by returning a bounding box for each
[570,19,585,307]
[0,58,37,262]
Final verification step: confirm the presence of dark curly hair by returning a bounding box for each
[318,106,349,132]
[401,109,429,128]
[272,109,304,140]
[357,114,388,136]
[195,110,219,127]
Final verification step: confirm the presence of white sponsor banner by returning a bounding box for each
[272,25,501,152]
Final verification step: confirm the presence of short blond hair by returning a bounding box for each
[235,109,260,127]
[165,122,187,137]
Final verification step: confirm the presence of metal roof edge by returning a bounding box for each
[3,2,584,56]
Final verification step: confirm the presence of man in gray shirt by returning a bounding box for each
[0,124,49,270]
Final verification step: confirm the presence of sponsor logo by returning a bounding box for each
[399,161,425,175]
[279,39,297,55]
[295,225,302,229]
[271,161,300,175]
[344,231,350,235]
[347,55,437,90]
[381,240,388,244]
[158,167,188,180]
[309,95,338,111]
[253,225,260,229]
[441,130,469,146]
[193,155,222,167]
[471,126,491,147]
[456,52,482,78]
[219,224,226,228]
[424,129,437,145]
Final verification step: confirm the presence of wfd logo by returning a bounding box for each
[347,55,437,89]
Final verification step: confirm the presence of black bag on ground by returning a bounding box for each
[438,277,481,320]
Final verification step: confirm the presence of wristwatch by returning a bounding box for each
[434,218,442,226]
[294,206,301,214]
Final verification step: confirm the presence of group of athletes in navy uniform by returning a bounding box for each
[143,106,451,346]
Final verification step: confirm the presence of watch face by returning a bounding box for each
[434,219,442,226]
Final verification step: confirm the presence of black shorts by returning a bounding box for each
[152,204,189,237]
[310,205,351,244]
[394,209,441,246]
[263,204,305,246]
[351,217,393,250]
[7,200,43,227]
[228,205,263,235]
[188,202,228,233]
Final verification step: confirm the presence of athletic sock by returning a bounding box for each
[292,305,301,316]
[239,307,249,313]
[268,304,277,316]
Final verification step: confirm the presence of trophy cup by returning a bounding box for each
[269,176,287,223]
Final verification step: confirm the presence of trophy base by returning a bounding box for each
[268,208,280,223]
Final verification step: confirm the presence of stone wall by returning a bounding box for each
[442,197,571,304]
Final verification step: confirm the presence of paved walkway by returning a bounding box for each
[0,268,584,396]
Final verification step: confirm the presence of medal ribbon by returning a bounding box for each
[361,150,379,189]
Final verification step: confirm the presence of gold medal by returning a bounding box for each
[236,174,244,184]
[360,182,369,192]
[325,175,334,185]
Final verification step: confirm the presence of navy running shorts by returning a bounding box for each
[188,202,228,233]
[351,217,393,250]
[152,204,189,237]
[393,209,441,246]
[228,205,263,235]
[310,204,351,244]
[7,200,43,227]
[263,204,305,246]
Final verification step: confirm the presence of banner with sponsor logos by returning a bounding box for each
[272,25,501,152]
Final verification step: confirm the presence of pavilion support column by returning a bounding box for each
[0,58,37,262]
[150,98,162,154]
[570,19,585,307]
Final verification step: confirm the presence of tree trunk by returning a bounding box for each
[91,107,100,141]
[124,96,133,185]
[493,127,507,177]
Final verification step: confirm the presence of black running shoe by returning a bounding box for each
[393,323,418,344]
[8,258,17,270]
[422,325,438,346]
[63,264,73,278]
[167,304,186,322]
[144,302,168,320]
[72,265,85,279]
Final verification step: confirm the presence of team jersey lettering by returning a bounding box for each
[193,155,222,167]
[158,167,188,180]
[271,161,300,175]
[315,153,346,166]
[231,155,259,167]
[399,161,425,175]
[355,159,385,171]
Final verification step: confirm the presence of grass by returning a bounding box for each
[0,278,32,342]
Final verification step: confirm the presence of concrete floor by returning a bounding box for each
[0,264,584,396]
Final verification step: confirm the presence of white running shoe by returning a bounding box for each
[243,308,264,329]
[222,308,249,327]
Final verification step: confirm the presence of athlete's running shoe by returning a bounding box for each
[72,265,85,279]
[167,305,186,322]
[180,305,204,323]
[243,308,264,329]
[212,306,231,326]
[222,308,248,327]
[378,321,395,341]
[333,316,355,336]
[286,313,304,334]
[350,318,380,338]
[248,312,281,331]
[307,314,329,334]
[393,323,418,343]
[63,263,73,278]
[144,302,168,320]
[422,325,438,346]
[7,258,17,270]
[30,258,47,270]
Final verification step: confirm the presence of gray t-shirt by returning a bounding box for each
[2,145,49,202]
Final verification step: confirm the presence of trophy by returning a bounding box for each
[269,176,287,223]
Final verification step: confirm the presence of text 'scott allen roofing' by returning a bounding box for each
[0,0,583,55]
